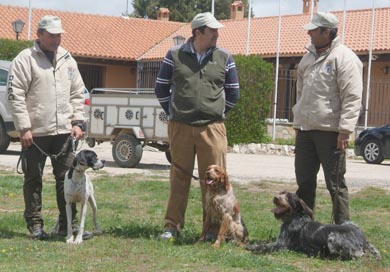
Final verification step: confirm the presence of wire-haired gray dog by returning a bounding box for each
[246,191,381,260]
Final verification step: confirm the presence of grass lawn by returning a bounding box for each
[0,169,389,272]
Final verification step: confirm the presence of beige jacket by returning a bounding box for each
[8,41,85,136]
[293,37,363,134]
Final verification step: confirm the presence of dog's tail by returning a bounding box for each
[366,242,381,261]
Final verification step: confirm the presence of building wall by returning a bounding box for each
[105,64,137,88]
[361,61,390,126]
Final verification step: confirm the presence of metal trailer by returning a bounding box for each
[86,88,170,168]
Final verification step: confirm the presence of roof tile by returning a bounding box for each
[1,5,389,61]
[0,5,183,61]
[142,8,390,60]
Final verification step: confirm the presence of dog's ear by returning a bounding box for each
[67,167,74,179]
[221,168,230,191]
[299,199,314,219]
[77,151,89,166]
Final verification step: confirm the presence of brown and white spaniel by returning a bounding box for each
[199,165,249,248]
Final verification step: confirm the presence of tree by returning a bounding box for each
[225,55,274,145]
[0,39,33,61]
[131,0,251,22]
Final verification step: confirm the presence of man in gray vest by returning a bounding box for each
[155,12,240,240]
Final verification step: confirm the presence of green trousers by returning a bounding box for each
[295,130,350,224]
[21,134,76,230]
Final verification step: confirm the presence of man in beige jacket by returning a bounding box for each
[8,15,85,239]
[292,12,363,224]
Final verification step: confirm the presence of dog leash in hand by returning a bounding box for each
[32,136,76,160]
[16,136,77,174]
[171,160,200,180]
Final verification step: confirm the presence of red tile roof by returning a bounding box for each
[1,5,389,61]
[142,7,390,60]
[0,5,183,61]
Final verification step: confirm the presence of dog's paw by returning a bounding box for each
[66,237,74,244]
[73,235,83,244]
[211,241,221,249]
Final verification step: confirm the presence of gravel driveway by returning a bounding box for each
[1,142,389,191]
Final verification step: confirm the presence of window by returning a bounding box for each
[0,68,8,86]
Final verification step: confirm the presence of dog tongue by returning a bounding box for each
[206,179,213,185]
[272,207,286,214]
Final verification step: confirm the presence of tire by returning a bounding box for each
[362,139,384,164]
[85,137,96,148]
[165,151,172,164]
[0,118,10,153]
[112,134,143,168]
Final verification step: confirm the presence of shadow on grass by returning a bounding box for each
[0,229,28,239]
[106,222,199,245]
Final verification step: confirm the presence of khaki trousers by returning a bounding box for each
[164,121,227,232]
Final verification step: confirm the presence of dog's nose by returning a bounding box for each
[101,160,106,164]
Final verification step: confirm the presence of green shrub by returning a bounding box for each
[0,38,33,60]
[225,55,274,145]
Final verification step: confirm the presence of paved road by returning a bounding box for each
[1,142,389,191]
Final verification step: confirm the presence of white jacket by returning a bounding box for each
[293,37,363,134]
[8,41,85,136]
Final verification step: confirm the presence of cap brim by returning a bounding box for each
[46,28,65,34]
[206,21,224,29]
[303,23,318,30]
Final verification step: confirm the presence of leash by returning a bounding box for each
[330,149,344,224]
[171,160,200,181]
[33,136,77,160]
[16,136,77,174]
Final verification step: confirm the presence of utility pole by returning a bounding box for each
[125,0,129,16]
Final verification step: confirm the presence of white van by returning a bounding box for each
[0,60,18,153]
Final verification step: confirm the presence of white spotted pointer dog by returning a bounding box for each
[53,150,105,244]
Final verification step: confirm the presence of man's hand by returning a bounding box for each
[71,125,84,140]
[337,133,350,151]
[20,130,33,148]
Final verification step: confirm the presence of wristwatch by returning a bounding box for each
[71,120,84,131]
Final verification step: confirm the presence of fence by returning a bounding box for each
[270,69,390,127]
[361,79,390,127]
[137,63,390,128]
[136,61,161,89]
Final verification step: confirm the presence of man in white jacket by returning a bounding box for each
[8,15,85,239]
[292,12,363,224]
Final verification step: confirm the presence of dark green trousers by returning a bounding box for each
[21,134,76,230]
[295,130,350,224]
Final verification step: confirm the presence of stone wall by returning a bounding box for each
[266,119,295,140]
[229,143,356,158]
[266,119,361,142]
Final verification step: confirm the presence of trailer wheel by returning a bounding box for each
[85,137,96,148]
[112,134,143,168]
